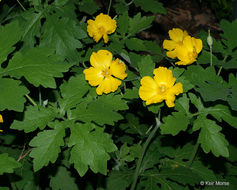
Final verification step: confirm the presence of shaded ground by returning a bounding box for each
[140,0,222,44]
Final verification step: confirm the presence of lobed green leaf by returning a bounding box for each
[68,124,117,176]
[29,122,66,171]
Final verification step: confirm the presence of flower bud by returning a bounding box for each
[207,30,213,47]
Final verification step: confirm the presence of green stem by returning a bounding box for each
[130,118,161,190]
[217,55,227,76]
[210,46,213,67]
[217,66,222,76]
[123,77,140,82]
[187,141,199,167]
[25,94,37,106]
[39,87,42,106]
[16,0,26,11]
[107,0,113,15]
[126,0,135,6]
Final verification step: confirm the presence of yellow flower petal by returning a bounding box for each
[169,83,183,95]
[90,50,112,70]
[175,35,203,65]
[169,28,188,42]
[139,76,158,101]
[139,67,183,107]
[83,67,104,86]
[192,38,203,53]
[166,50,177,59]
[110,58,127,80]
[0,114,3,123]
[163,40,177,51]
[96,76,121,95]
[87,13,117,43]
[153,67,176,88]
[103,33,109,43]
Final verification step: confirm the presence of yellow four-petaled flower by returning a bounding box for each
[163,28,203,65]
[87,13,117,43]
[84,50,127,95]
[139,67,183,107]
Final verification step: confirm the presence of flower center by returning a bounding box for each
[99,26,106,34]
[188,48,198,61]
[102,68,111,78]
[158,84,167,93]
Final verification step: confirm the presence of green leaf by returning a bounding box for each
[50,166,78,190]
[18,10,42,49]
[162,159,217,182]
[59,74,89,112]
[161,111,190,136]
[117,13,129,36]
[29,122,66,171]
[125,38,147,51]
[208,104,237,129]
[68,124,117,176]
[0,78,29,112]
[195,117,229,157]
[139,169,187,190]
[0,21,22,64]
[14,160,36,190]
[119,113,148,136]
[143,40,164,62]
[41,14,86,62]
[140,140,164,172]
[78,0,100,14]
[220,19,237,51]
[227,74,237,111]
[137,55,155,77]
[134,0,166,14]
[184,65,229,102]
[0,153,21,175]
[11,106,57,133]
[0,48,71,88]
[188,93,204,112]
[122,87,139,99]
[129,13,154,36]
[114,1,129,15]
[70,94,128,125]
[106,170,133,190]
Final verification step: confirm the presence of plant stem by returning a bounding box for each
[187,141,199,167]
[25,94,37,106]
[217,55,227,76]
[210,46,213,67]
[217,66,223,76]
[16,0,26,11]
[130,118,161,190]
[39,87,42,106]
[107,0,113,15]
[126,0,134,6]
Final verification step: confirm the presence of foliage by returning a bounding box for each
[0,0,236,190]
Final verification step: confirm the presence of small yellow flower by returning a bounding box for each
[84,50,127,95]
[175,36,203,65]
[87,13,117,43]
[0,114,3,132]
[139,67,183,107]
[163,28,188,59]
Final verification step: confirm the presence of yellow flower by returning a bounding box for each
[0,114,3,123]
[163,28,188,59]
[87,13,117,43]
[175,36,203,65]
[0,114,3,132]
[139,67,183,107]
[84,50,127,95]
